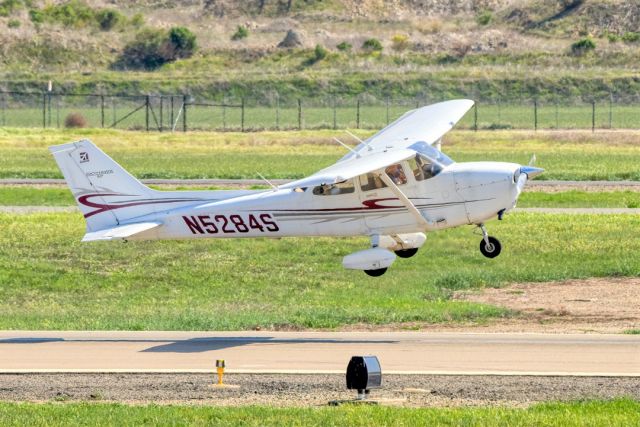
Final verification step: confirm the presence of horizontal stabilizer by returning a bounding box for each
[82,222,161,242]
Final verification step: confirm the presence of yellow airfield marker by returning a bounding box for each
[209,359,240,389]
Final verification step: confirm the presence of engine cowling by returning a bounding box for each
[342,247,396,271]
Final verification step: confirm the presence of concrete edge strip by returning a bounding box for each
[0,369,638,377]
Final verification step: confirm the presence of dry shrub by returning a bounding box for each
[416,18,443,35]
[391,34,410,51]
[64,112,87,128]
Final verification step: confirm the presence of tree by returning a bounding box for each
[169,26,197,58]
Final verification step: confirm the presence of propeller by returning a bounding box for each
[520,154,543,179]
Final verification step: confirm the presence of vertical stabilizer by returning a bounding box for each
[49,140,154,232]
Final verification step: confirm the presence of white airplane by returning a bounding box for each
[50,99,542,276]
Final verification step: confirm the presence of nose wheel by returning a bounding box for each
[478,224,501,258]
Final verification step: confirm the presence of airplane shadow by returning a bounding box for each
[0,337,397,353]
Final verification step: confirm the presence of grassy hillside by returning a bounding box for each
[0,1,639,101]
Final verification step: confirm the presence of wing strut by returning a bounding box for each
[377,171,430,229]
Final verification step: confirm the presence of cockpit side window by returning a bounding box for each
[408,154,443,181]
[359,173,388,192]
[384,163,408,186]
[312,180,355,196]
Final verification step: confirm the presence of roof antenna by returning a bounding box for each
[345,130,372,151]
[333,137,361,158]
[256,172,278,191]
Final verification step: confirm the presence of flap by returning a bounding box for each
[280,148,416,189]
[82,222,161,242]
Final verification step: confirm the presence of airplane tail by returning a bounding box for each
[49,139,158,232]
[49,139,212,239]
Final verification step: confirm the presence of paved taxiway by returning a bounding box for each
[1,332,638,376]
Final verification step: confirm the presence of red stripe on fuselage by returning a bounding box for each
[77,193,205,218]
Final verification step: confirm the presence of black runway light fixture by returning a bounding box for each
[346,355,382,400]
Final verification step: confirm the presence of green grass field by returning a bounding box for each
[2,187,639,208]
[0,400,638,426]
[1,128,640,180]
[1,212,639,330]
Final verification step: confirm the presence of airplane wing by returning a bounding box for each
[82,221,161,242]
[279,148,416,189]
[280,100,472,190]
[338,99,474,162]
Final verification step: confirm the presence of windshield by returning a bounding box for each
[408,141,454,166]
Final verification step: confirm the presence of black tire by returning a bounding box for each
[364,268,387,277]
[479,236,501,258]
[395,248,419,258]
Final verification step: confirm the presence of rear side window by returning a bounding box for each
[313,180,355,196]
[359,173,387,192]
[385,163,408,186]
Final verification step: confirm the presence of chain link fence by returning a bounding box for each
[1,90,640,132]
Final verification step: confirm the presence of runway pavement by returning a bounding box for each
[1,331,638,376]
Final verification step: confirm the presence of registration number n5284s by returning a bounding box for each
[182,214,279,234]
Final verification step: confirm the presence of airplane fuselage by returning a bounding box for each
[130,161,525,241]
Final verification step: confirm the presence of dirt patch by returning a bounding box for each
[0,373,637,407]
[454,277,640,334]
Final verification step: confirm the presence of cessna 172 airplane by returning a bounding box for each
[50,99,543,276]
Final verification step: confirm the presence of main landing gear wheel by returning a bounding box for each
[479,236,501,258]
[395,248,418,258]
[364,268,387,277]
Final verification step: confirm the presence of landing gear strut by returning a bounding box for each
[478,223,501,258]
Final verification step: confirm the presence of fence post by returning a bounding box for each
[275,93,279,130]
[100,95,105,128]
[1,94,5,126]
[145,95,150,132]
[386,97,390,125]
[332,96,337,130]
[297,98,302,130]
[534,99,538,131]
[555,98,559,129]
[159,96,163,132]
[241,98,245,132]
[47,92,52,127]
[591,100,595,133]
[56,95,60,128]
[609,93,613,129]
[170,96,175,130]
[222,96,226,131]
[182,94,187,132]
[356,99,360,129]
[473,102,478,131]
[42,93,46,128]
